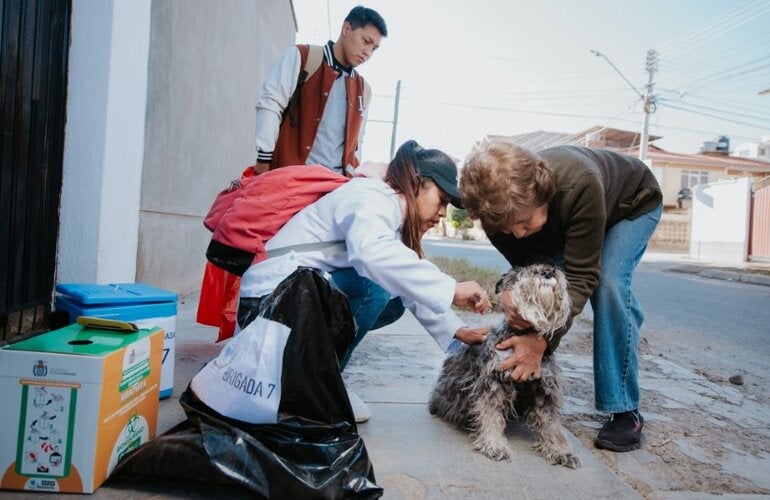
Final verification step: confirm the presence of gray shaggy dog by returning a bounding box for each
[429,264,580,468]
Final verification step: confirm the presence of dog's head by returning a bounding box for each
[495,264,571,340]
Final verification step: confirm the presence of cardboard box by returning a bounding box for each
[0,324,163,493]
[55,283,177,399]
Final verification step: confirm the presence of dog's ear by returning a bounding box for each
[494,274,507,294]
[495,267,524,294]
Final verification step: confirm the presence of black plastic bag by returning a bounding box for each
[113,268,382,499]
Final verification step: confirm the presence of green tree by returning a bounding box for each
[448,206,474,230]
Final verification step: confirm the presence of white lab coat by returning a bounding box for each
[238,177,465,351]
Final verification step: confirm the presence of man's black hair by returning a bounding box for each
[345,5,387,37]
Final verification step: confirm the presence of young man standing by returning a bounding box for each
[254,6,387,176]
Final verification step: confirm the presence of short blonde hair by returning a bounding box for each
[460,140,555,234]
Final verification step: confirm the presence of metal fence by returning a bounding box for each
[1,0,70,341]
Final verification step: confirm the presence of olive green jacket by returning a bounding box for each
[489,146,662,353]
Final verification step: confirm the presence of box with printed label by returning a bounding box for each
[0,324,163,494]
[54,283,177,399]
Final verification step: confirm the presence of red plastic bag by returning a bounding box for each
[196,262,240,342]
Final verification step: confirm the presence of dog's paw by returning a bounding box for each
[551,453,581,469]
[473,440,511,461]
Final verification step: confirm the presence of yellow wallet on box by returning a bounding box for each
[0,323,164,493]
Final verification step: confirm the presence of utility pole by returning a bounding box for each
[590,49,658,162]
[366,80,402,160]
[639,50,658,162]
[389,80,402,160]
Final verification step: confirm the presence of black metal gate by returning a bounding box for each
[1,0,70,341]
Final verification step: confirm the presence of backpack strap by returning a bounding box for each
[287,44,324,127]
[304,44,324,81]
[266,240,346,259]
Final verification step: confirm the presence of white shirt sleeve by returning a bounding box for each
[338,194,466,351]
[254,47,301,160]
[334,186,457,315]
[401,299,466,351]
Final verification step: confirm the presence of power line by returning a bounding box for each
[695,88,770,95]
[677,93,770,116]
[679,55,770,92]
[454,53,638,67]
[380,85,641,108]
[662,30,770,75]
[656,0,770,60]
[655,0,758,52]
[436,101,641,123]
[658,96,769,123]
[658,102,769,129]
[490,87,634,96]
[649,120,761,144]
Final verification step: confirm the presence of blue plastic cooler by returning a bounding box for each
[54,283,177,399]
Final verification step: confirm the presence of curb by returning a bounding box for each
[697,269,770,287]
[670,265,770,287]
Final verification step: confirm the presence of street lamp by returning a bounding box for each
[591,49,658,162]
[590,50,643,99]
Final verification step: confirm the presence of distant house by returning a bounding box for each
[488,125,659,153]
[734,136,770,162]
[621,145,770,209]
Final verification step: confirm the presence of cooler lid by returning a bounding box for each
[55,283,177,305]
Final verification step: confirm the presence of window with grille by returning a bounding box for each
[680,170,709,189]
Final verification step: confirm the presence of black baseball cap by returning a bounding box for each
[415,157,463,208]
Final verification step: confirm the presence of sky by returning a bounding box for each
[292,0,770,163]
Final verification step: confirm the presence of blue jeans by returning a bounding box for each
[330,268,405,370]
[590,204,662,413]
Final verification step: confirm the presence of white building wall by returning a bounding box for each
[137,0,296,295]
[57,0,295,294]
[58,0,152,284]
[690,177,752,262]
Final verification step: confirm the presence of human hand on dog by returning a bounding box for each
[454,325,490,345]
[453,281,491,313]
[496,334,548,382]
[500,290,533,330]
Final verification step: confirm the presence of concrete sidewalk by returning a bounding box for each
[115,293,637,498]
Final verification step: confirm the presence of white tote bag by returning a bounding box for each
[190,315,291,424]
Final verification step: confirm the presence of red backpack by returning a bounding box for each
[197,164,349,340]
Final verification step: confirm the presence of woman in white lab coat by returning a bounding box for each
[237,140,491,368]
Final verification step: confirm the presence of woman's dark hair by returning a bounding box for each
[345,6,388,37]
[385,140,453,258]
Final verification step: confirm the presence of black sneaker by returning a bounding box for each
[594,410,644,452]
